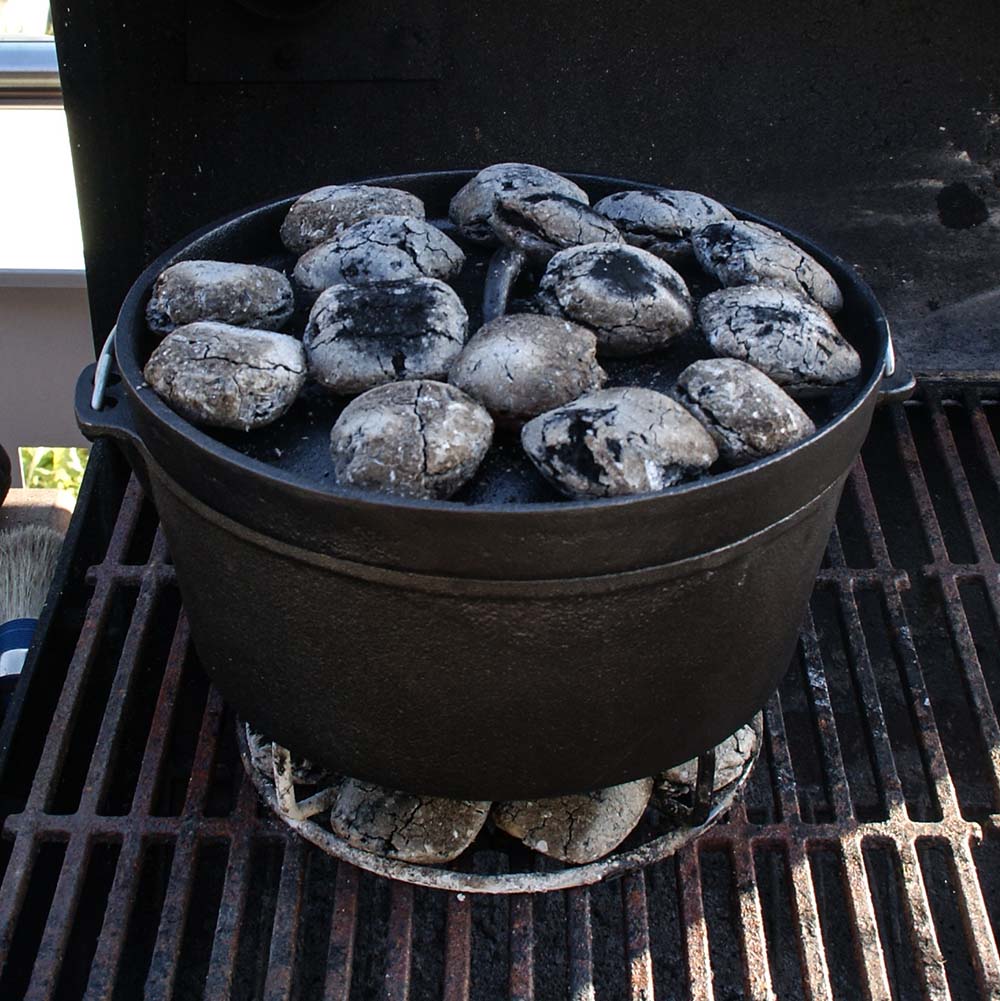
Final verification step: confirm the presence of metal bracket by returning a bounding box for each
[90,326,117,412]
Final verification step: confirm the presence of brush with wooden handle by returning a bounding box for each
[0,526,64,712]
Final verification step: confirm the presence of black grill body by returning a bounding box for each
[12,2,1000,995]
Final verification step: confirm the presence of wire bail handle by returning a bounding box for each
[91,326,117,412]
[883,319,896,378]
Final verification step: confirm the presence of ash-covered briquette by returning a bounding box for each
[303,277,468,395]
[145,261,294,335]
[143,322,306,431]
[279,183,425,254]
[594,189,734,262]
[691,219,844,313]
[698,285,861,387]
[448,162,590,244]
[490,191,622,269]
[329,777,490,864]
[493,777,654,864]
[657,723,756,799]
[448,314,607,426]
[293,215,465,298]
[521,387,718,499]
[330,380,494,500]
[538,243,694,356]
[676,358,816,464]
[246,726,331,786]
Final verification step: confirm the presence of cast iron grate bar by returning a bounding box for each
[1,385,1000,1000]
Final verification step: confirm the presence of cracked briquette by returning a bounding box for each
[698,285,861,387]
[538,243,694,357]
[145,260,295,335]
[493,776,654,864]
[292,215,465,298]
[304,277,469,395]
[246,725,332,786]
[448,162,590,244]
[594,188,735,262]
[542,406,619,485]
[329,777,491,864]
[447,313,606,426]
[489,191,621,269]
[280,183,425,254]
[520,386,717,499]
[691,219,844,313]
[676,358,816,464]
[143,321,307,431]
[657,723,757,800]
[329,379,494,500]
[586,249,661,298]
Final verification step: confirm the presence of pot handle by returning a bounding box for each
[482,246,526,323]
[877,320,917,405]
[76,354,158,502]
[75,329,144,452]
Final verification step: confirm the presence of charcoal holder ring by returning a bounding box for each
[238,713,763,895]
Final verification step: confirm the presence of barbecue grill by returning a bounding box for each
[3,1,1000,996]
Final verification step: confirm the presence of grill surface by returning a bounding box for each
[2,382,1000,999]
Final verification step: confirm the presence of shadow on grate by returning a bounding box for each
[1,387,1000,999]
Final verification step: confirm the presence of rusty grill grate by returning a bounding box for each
[2,381,1000,1000]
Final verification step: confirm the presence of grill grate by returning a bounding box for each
[2,382,1000,1000]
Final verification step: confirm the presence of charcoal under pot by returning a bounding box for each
[76,170,898,800]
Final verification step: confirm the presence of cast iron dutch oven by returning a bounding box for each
[76,170,896,800]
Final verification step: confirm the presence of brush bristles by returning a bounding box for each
[0,526,65,623]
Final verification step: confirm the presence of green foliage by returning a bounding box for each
[18,447,89,496]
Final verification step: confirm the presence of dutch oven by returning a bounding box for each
[76,170,900,800]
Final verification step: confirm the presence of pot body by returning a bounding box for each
[148,455,844,798]
[77,170,890,799]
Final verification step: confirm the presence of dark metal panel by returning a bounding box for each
[187,0,442,82]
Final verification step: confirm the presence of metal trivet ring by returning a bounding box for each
[237,714,763,895]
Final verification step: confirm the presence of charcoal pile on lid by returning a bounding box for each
[139,163,864,505]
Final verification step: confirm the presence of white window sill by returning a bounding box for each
[0,267,85,288]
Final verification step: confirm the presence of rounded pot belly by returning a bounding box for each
[149,453,845,800]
